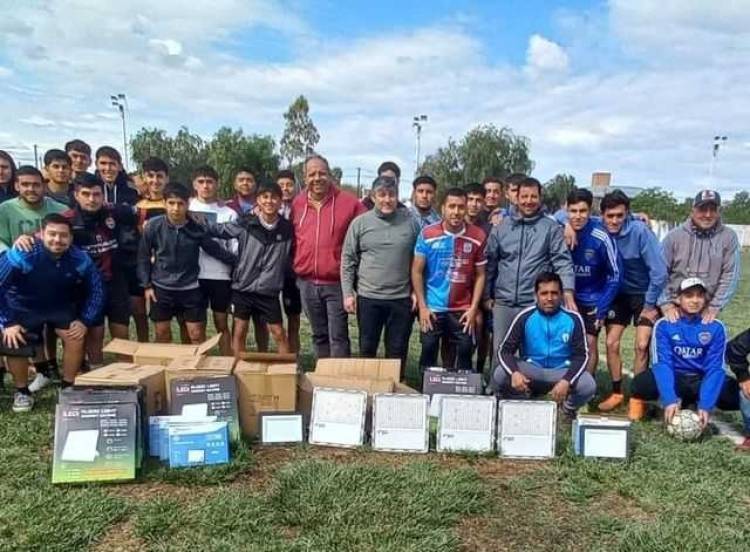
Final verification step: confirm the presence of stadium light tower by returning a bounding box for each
[413,114,428,177]
[111,93,129,170]
[709,135,728,177]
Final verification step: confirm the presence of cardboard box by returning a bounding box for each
[298,373,394,418]
[238,351,297,363]
[53,388,140,484]
[168,421,229,468]
[165,356,235,402]
[234,361,298,438]
[169,376,240,442]
[572,415,631,459]
[422,368,484,396]
[314,358,401,383]
[103,334,222,365]
[75,363,166,419]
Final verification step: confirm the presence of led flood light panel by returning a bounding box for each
[437,395,496,453]
[309,388,367,448]
[497,400,557,459]
[372,393,429,453]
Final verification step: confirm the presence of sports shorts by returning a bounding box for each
[149,286,207,323]
[232,291,282,324]
[199,279,232,313]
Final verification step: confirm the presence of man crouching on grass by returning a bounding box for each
[0,214,103,412]
[629,278,744,428]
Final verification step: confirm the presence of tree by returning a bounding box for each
[420,124,534,197]
[543,174,576,211]
[131,126,279,197]
[280,95,320,168]
[131,126,208,185]
[206,127,279,197]
[722,191,750,224]
[630,187,687,223]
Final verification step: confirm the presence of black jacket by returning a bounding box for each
[727,328,750,383]
[137,215,236,290]
[95,170,140,267]
[205,214,293,296]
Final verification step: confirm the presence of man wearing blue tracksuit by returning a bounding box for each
[630,278,743,426]
[0,214,104,412]
[494,272,595,417]
[565,189,621,373]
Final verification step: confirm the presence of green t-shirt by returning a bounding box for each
[0,197,68,250]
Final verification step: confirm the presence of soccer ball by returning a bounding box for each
[666,410,703,442]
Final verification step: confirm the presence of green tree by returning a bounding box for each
[420,124,533,197]
[130,126,208,185]
[280,95,320,168]
[722,191,750,224]
[543,173,576,211]
[206,127,279,197]
[630,187,685,223]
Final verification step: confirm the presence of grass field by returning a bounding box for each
[2,255,750,551]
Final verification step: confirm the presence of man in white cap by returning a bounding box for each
[629,277,742,425]
[659,190,740,324]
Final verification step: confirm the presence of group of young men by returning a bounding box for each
[0,143,748,450]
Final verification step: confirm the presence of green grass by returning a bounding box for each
[2,253,750,550]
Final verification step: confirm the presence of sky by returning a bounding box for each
[1,0,749,200]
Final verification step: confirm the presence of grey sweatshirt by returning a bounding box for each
[341,206,420,300]
[659,218,740,310]
[485,209,575,307]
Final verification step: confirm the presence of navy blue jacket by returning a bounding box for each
[499,305,588,384]
[0,242,104,327]
[571,219,622,318]
[652,316,727,411]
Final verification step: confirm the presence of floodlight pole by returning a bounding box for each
[111,93,129,170]
[413,114,428,177]
[709,135,727,177]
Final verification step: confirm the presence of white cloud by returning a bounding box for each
[524,34,569,77]
[0,1,749,200]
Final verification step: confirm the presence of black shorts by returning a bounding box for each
[232,291,282,324]
[125,268,144,298]
[18,311,76,345]
[605,294,657,328]
[576,302,600,336]
[282,275,302,316]
[199,279,232,313]
[91,278,131,326]
[149,286,207,323]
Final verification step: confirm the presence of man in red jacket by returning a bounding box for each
[291,155,366,358]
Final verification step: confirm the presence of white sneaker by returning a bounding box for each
[12,392,34,413]
[28,373,52,393]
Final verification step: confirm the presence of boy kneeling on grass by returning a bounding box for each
[629,278,747,438]
[196,180,293,356]
[0,214,103,412]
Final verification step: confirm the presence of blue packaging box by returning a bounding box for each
[168,421,229,468]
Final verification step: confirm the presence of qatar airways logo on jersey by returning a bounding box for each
[673,345,704,359]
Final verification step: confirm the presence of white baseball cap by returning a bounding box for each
[679,277,707,293]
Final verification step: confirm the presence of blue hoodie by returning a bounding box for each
[571,219,622,318]
[611,217,667,306]
[651,316,727,411]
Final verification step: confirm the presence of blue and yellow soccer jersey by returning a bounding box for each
[414,222,487,312]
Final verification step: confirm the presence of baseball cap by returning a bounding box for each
[679,277,707,293]
[371,175,397,192]
[693,190,721,208]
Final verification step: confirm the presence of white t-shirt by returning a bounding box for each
[188,198,237,281]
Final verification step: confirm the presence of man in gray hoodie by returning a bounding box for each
[659,190,740,323]
[484,177,576,373]
[341,176,420,378]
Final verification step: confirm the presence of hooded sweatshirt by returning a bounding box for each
[340,206,420,300]
[609,217,667,306]
[290,186,366,284]
[659,218,740,310]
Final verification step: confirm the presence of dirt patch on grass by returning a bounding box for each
[91,518,143,552]
[593,491,650,521]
